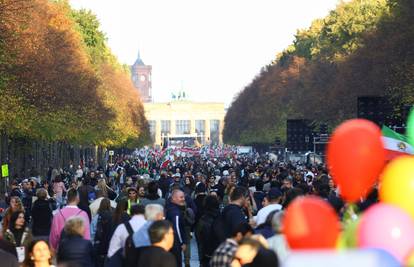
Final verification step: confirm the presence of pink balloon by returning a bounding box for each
[358,203,414,262]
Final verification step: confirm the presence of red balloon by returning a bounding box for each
[327,119,385,202]
[283,196,340,249]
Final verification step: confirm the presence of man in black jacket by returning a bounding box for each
[222,186,249,238]
[166,189,187,267]
[137,220,176,267]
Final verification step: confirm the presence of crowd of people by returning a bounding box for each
[0,148,377,267]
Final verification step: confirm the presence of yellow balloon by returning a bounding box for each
[380,156,414,220]
[406,250,414,267]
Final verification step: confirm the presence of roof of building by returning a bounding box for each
[132,50,145,67]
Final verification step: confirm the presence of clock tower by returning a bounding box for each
[131,51,152,102]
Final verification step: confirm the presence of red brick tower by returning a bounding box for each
[131,51,152,102]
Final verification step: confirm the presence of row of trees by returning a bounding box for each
[0,0,149,177]
[224,0,414,145]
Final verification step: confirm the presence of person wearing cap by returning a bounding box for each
[255,188,283,226]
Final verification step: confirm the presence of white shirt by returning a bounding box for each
[107,215,146,257]
[255,203,282,226]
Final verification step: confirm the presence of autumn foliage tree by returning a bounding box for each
[0,0,149,148]
[224,0,414,145]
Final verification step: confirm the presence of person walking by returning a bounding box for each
[107,204,146,258]
[209,223,253,267]
[3,211,33,263]
[90,198,113,267]
[141,181,165,207]
[2,197,24,235]
[221,187,250,239]
[166,190,187,267]
[137,220,177,267]
[57,216,94,267]
[49,189,90,252]
[31,189,53,238]
[255,188,283,226]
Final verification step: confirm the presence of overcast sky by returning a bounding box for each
[69,0,340,106]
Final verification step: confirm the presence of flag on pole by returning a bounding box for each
[160,159,170,169]
[382,126,414,160]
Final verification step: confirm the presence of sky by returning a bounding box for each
[69,0,340,107]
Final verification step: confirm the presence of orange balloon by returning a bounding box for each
[283,196,341,249]
[327,119,385,202]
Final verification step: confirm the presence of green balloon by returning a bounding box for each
[340,218,359,249]
[407,108,414,146]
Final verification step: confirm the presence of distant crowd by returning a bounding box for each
[0,148,378,267]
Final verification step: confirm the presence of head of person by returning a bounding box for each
[130,204,145,217]
[284,188,304,208]
[67,188,79,205]
[171,189,185,206]
[230,173,238,185]
[328,178,335,190]
[98,198,111,214]
[11,180,19,189]
[233,238,262,266]
[127,187,138,201]
[230,186,248,207]
[231,222,253,242]
[173,173,181,182]
[10,196,23,212]
[255,179,264,192]
[126,177,133,186]
[10,211,25,231]
[185,176,194,187]
[82,177,90,186]
[282,178,293,190]
[64,216,85,237]
[147,181,159,197]
[36,188,48,201]
[97,178,107,188]
[148,220,174,251]
[263,188,282,207]
[41,180,49,188]
[195,183,207,195]
[208,175,216,185]
[22,179,30,190]
[23,239,52,267]
[137,186,146,198]
[203,195,219,212]
[145,204,164,221]
[54,175,62,183]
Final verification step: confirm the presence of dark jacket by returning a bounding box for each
[166,203,187,246]
[137,246,177,267]
[222,204,248,238]
[57,234,95,267]
[253,191,266,211]
[159,177,173,198]
[0,249,18,267]
[195,209,224,264]
[31,199,53,236]
[254,224,275,239]
[194,194,206,225]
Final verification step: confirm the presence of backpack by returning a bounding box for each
[196,212,226,259]
[123,222,136,267]
[183,207,195,226]
[94,212,112,255]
